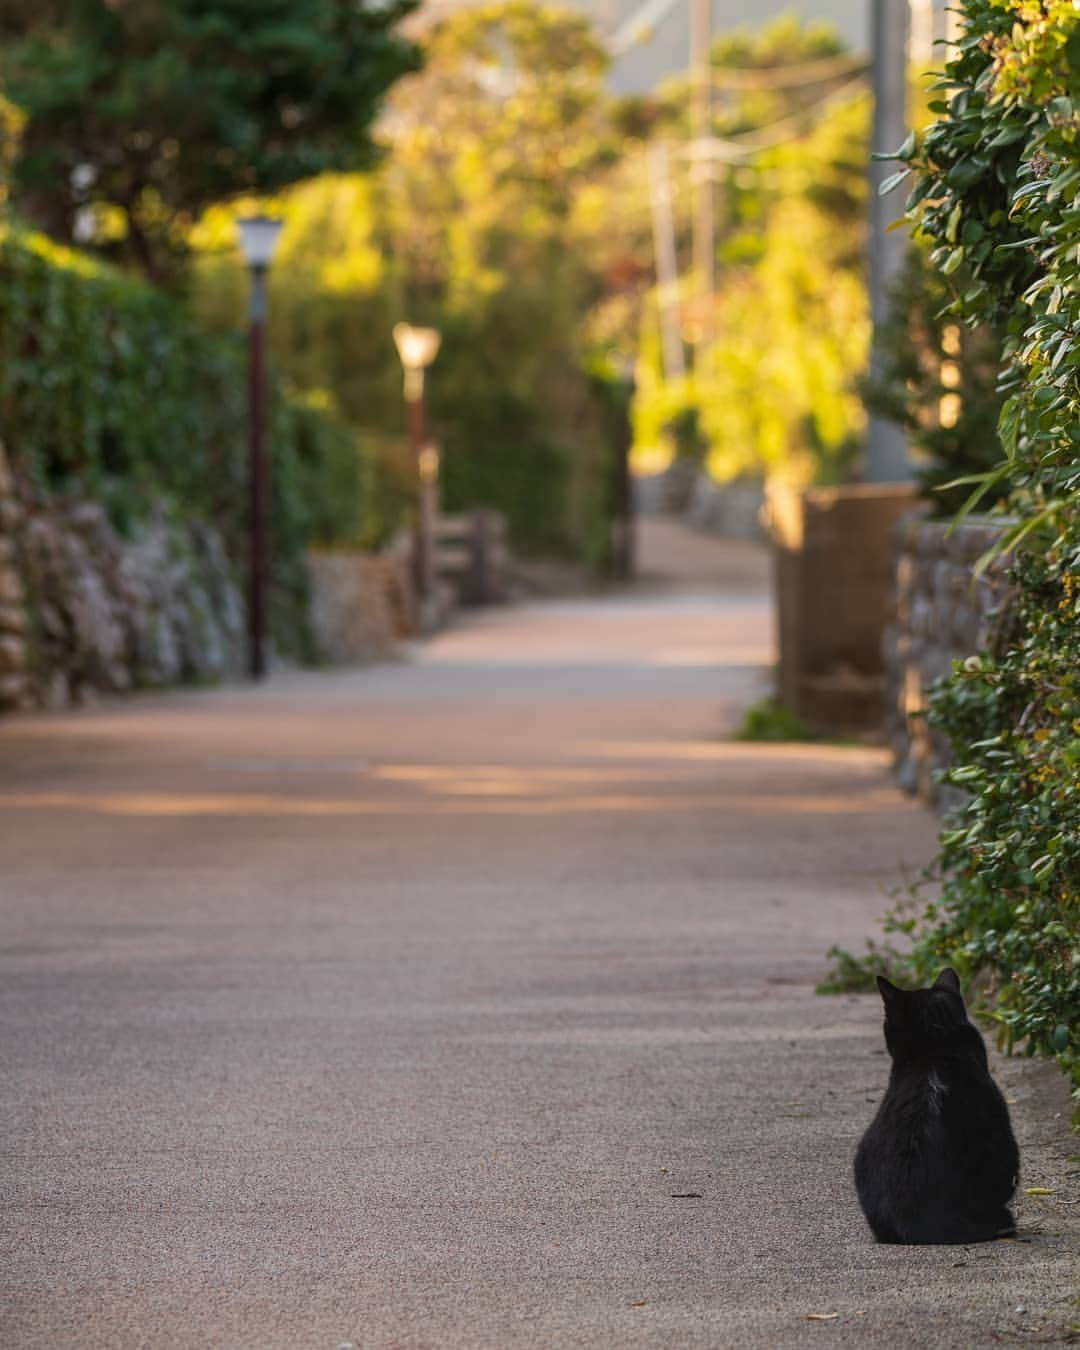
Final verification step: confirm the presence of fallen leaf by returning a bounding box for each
[628,1300,647,1308]
[671,1192,703,1199]
[806,1312,839,1321]
[1025,1187,1055,1195]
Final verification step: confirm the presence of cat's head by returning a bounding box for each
[875,968,984,1064]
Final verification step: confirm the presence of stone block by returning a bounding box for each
[0,671,27,708]
[0,604,26,635]
[0,568,24,606]
[0,633,26,670]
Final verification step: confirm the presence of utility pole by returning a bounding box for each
[690,0,714,361]
[647,144,687,384]
[866,0,911,482]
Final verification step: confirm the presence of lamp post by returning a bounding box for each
[237,215,284,680]
[612,356,637,582]
[392,323,442,611]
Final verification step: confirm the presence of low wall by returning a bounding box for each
[768,482,920,734]
[305,548,413,663]
[0,443,247,710]
[685,474,766,540]
[0,447,30,711]
[884,516,1010,802]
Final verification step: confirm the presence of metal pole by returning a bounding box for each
[406,379,428,604]
[248,265,269,680]
[690,0,714,360]
[867,0,911,482]
[647,144,687,383]
[613,371,637,581]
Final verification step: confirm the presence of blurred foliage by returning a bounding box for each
[872,0,1080,1101]
[185,10,876,557]
[863,243,1006,514]
[0,92,24,209]
[626,18,870,487]
[0,8,908,576]
[735,696,812,743]
[0,225,379,656]
[0,0,419,284]
[191,2,622,560]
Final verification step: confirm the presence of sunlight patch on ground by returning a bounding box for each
[0,787,902,818]
[582,739,891,766]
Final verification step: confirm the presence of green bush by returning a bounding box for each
[863,244,1006,514]
[735,697,812,743]
[866,0,1079,1103]
[0,224,378,654]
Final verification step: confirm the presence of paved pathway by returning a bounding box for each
[1,524,1075,1347]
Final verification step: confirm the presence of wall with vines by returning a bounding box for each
[884,0,1078,1101]
[0,225,380,658]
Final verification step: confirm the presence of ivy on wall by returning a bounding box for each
[884,0,1079,1099]
[0,226,381,652]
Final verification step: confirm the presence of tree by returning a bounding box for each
[190,2,621,557]
[0,0,420,283]
[862,244,1005,514]
[627,19,871,487]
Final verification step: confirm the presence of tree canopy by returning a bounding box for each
[0,0,420,282]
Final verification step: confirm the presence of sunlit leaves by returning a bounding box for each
[891,0,1080,1099]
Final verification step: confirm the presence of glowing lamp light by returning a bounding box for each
[393,323,441,372]
[393,323,442,403]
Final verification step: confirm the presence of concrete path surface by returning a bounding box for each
[1,525,1076,1348]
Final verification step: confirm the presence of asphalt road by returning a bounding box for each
[1,527,1076,1348]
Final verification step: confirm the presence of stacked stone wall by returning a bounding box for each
[306,549,412,664]
[0,440,414,713]
[884,516,1010,803]
[0,446,30,711]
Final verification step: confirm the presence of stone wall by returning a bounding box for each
[306,548,412,664]
[768,482,920,734]
[684,474,766,540]
[18,503,246,708]
[0,446,30,711]
[884,516,1010,802]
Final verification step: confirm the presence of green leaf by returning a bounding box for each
[941,246,966,276]
[879,168,912,196]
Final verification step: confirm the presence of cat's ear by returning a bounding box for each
[876,975,902,1006]
[934,968,961,993]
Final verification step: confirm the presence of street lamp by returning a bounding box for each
[392,322,441,611]
[237,215,284,680]
[613,356,637,582]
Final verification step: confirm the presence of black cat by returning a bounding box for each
[854,968,1019,1244]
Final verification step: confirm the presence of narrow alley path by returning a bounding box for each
[0,523,1074,1348]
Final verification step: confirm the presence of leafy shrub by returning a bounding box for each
[863,244,1006,514]
[868,0,1079,1103]
[0,224,378,654]
[735,696,812,743]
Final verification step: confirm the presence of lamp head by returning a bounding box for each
[393,323,442,372]
[237,216,284,269]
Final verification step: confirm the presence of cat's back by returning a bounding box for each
[854,970,1019,1244]
[933,1049,1018,1179]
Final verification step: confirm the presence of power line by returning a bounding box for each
[711,53,869,91]
[683,73,869,164]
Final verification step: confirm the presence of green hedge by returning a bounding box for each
[0,225,380,653]
[875,0,1079,1103]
